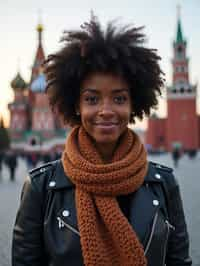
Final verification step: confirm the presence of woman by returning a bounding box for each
[12,16,192,266]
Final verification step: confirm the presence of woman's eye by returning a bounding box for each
[85,96,98,104]
[114,95,127,104]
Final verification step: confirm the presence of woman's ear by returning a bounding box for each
[75,105,80,116]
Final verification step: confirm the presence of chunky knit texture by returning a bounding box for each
[62,126,148,266]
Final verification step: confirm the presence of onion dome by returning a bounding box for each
[11,72,27,90]
[37,23,43,33]
[30,73,46,92]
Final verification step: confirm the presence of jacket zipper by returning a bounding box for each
[56,215,175,261]
[144,212,158,255]
[57,217,80,236]
[162,220,175,266]
[165,220,175,231]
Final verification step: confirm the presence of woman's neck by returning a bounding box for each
[95,142,117,163]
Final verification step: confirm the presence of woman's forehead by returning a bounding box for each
[80,88,130,95]
[81,72,129,88]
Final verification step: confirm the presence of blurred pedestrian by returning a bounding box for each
[172,147,181,167]
[12,16,192,266]
[26,153,38,170]
[0,151,3,180]
[54,150,61,160]
[188,150,197,159]
[5,150,17,181]
[42,152,51,163]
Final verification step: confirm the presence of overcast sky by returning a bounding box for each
[0,0,199,128]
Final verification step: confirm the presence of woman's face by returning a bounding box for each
[78,72,132,148]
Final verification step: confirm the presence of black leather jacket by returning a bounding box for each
[12,160,192,266]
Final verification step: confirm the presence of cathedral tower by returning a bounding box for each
[31,23,45,81]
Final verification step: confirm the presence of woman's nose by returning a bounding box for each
[98,101,114,116]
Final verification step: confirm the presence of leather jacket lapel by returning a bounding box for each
[129,185,160,244]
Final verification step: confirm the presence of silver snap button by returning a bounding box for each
[146,183,149,188]
[155,173,161,179]
[49,181,56,187]
[40,168,46,173]
[62,210,70,217]
[156,164,162,168]
[153,200,159,206]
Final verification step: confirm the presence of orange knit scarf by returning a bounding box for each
[62,126,148,266]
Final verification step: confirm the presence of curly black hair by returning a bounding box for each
[44,16,164,126]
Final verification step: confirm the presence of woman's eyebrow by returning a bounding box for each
[81,88,98,93]
[112,88,129,93]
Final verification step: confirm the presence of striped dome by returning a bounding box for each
[31,73,46,92]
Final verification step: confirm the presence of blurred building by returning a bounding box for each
[8,23,67,153]
[146,13,199,152]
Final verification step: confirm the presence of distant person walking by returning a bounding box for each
[0,151,3,180]
[5,150,17,181]
[172,147,181,167]
[26,153,38,170]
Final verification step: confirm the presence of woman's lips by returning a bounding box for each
[94,123,118,131]
[94,122,118,126]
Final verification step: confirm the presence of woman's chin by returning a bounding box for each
[94,136,118,146]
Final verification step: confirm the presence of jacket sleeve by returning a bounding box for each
[12,176,46,266]
[165,177,192,266]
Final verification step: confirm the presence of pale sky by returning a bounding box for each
[0,0,199,128]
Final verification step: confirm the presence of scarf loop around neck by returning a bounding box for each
[62,126,148,266]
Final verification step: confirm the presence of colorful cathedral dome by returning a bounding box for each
[11,72,27,90]
[30,73,46,92]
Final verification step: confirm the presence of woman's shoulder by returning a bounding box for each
[146,161,178,190]
[28,159,73,191]
[29,160,58,179]
[17,161,60,207]
[26,160,60,193]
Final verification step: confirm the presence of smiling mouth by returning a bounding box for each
[94,122,118,126]
[93,123,119,131]
[94,120,118,124]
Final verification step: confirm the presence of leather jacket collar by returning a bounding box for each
[46,160,163,191]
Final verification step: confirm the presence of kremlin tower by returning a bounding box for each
[166,12,198,151]
[146,9,199,152]
[8,22,66,153]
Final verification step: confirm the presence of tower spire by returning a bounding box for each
[176,4,184,43]
[37,9,43,45]
[31,11,45,82]
[177,4,181,20]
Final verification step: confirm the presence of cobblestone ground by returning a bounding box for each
[0,154,199,266]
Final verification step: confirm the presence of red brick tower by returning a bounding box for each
[166,11,198,151]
